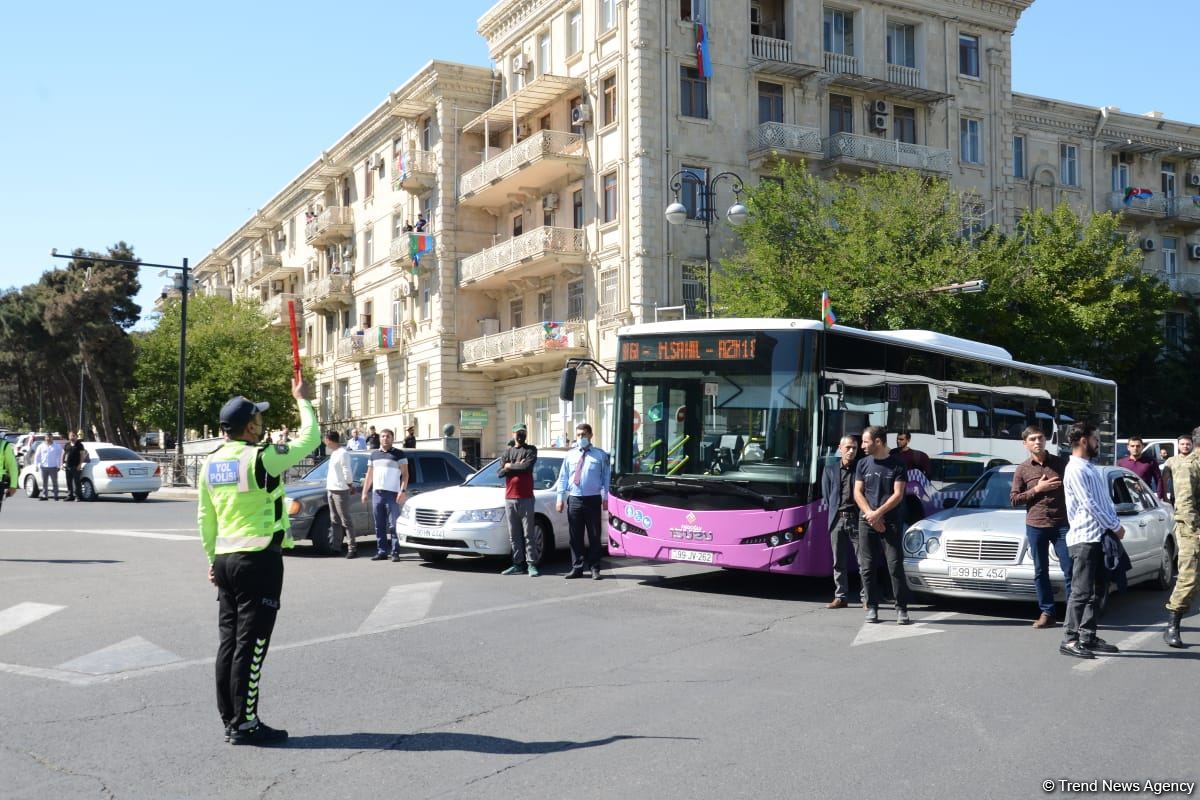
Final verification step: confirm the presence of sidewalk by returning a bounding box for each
[155,486,199,501]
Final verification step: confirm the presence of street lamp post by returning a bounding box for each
[51,250,191,486]
[664,170,749,318]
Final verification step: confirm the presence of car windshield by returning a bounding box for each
[955,470,1016,510]
[466,457,564,490]
[95,447,143,461]
[301,454,369,483]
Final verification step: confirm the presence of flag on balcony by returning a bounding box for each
[820,290,837,329]
[695,21,713,78]
[408,233,435,273]
[378,326,399,349]
[397,151,407,180]
[1124,187,1154,205]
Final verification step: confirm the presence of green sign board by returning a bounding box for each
[460,409,489,430]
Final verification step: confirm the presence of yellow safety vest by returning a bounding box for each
[201,440,292,557]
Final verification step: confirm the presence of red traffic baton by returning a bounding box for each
[287,299,302,381]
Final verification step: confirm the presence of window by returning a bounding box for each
[758,81,784,124]
[391,299,402,326]
[362,299,373,329]
[602,75,618,126]
[680,66,709,119]
[510,297,524,329]
[362,227,373,267]
[823,8,854,55]
[961,195,986,239]
[829,93,853,136]
[417,364,429,407]
[1164,237,1178,277]
[390,366,404,412]
[572,188,584,229]
[511,401,527,436]
[893,106,916,144]
[600,268,618,312]
[603,172,618,223]
[600,0,615,32]
[512,213,523,237]
[567,279,584,319]
[544,208,554,227]
[597,387,614,450]
[421,273,431,320]
[338,379,351,419]
[533,396,550,445]
[364,159,374,200]
[959,34,980,77]
[680,165,708,220]
[682,263,706,316]
[1013,135,1026,179]
[682,0,707,21]
[959,118,982,164]
[421,117,432,150]
[392,213,404,240]
[1112,155,1130,192]
[1162,163,1177,198]
[886,22,915,68]
[1164,312,1185,351]
[1060,144,1079,186]
[538,33,550,76]
[568,11,582,56]
[417,456,451,485]
[572,391,589,431]
[539,113,551,131]
[321,383,332,420]
[362,375,375,415]
[288,218,296,251]
[538,291,552,321]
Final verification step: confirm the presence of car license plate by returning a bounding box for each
[416,527,444,539]
[948,565,1007,580]
[669,548,714,564]
[127,467,146,476]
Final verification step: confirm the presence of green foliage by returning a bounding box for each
[129,295,311,435]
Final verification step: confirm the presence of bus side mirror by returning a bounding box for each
[559,367,578,402]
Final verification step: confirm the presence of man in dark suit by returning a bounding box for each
[823,435,861,608]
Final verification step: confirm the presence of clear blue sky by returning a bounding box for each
[1,1,1196,324]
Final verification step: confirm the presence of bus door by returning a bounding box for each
[633,381,704,476]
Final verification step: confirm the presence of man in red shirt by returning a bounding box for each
[1118,436,1165,499]
[890,431,931,479]
[499,423,539,576]
[1010,426,1072,628]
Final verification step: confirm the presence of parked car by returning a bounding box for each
[14,432,49,466]
[21,442,163,501]
[395,449,570,564]
[902,464,1177,603]
[285,449,473,554]
[1117,437,1178,463]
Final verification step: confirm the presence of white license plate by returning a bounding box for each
[416,527,444,539]
[948,565,1007,580]
[127,468,146,476]
[669,548,714,564]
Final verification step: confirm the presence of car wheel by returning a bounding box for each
[131,492,150,502]
[531,517,553,565]
[417,550,449,563]
[79,479,97,502]
[308,508,335,555]
[1150,539,1177,592]
[23,475,39,499]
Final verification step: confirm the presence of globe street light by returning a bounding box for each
[664,170,747,318]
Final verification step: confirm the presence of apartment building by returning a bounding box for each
[188,0,1200,458]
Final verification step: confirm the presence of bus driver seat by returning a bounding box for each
[711,434,744,474]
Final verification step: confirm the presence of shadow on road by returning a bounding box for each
[0,558,122,564]
[278,732,696,753]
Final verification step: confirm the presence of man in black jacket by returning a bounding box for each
[498,423,539,576]
[63,432,90,501]
[823,435,861,608]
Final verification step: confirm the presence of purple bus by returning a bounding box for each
[586,319,1115,577]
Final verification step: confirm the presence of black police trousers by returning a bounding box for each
[213,548,283,729]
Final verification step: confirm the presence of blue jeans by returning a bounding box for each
[1026,524,1072,616]
[372,490,401,555]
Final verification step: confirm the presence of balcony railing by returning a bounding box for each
[886,63,921,87]
[750,122,822,158]
[203,285,233,301]
[304,207,354,245]
[462,320,587,371]
[335,326,403,363]
[1108,191,1168,216]
[261,293,301,327]
[750,34,791,63]
[1167,195,1200,225]
[824,51,859,75]
[393,150,437,193]
[459,130,585,204]
[302,274,353,310]
[825,132,952,173]
[1158,272,1200,295]
[460,227,586,288]
[389,231,437,269]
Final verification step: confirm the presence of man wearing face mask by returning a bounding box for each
[557,423,611,579]
[499,423,539,576]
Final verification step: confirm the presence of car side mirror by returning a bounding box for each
[1114,502,1138,516]
[942,498,958,509]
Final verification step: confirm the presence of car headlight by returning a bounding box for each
[925,536,940,555]
[903,528,926,556]
[399,503,414,519]
[456,508,505,523]
[287,497,302,515]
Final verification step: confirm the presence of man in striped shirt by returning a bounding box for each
[1060,422,1124,659]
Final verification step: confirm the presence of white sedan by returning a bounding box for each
[21,443,163,502]
[903,465,1177,602]
[396,450,570,564]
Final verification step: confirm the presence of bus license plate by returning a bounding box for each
[948,565,1007,580]
[416,527,444,539]
[669,548,714,564]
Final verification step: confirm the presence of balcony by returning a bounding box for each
[261,293,301,327]
[304,207,354,246]
[749,122,822,161]
[749,35,817,78]
[389,231,437,272]
[824,51,859,75]
[1108,191,1168,218]
[826,58,949,104]
[251,254,303,289]
[459,227,586,291]
[461,320,588,378]
[459,130,586,207]
[887,64,921,87]
[302,274,353,312]
[1167,196,1200,228]
[335,326,404,364]
[202,285,233,301]
[825,132,952,174]
[1158,272,1200,296]
[393,150,437,194]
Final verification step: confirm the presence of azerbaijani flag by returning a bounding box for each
[378,326,400,348]
[695,22,713,78]
[821,290,837,329]
[1124,187,1154,205]
[409,233,435,273]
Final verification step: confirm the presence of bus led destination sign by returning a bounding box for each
[619,335,759,362]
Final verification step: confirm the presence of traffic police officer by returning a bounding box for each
[198,376,318,744]
[0,436,18,512]
[1164,427,1200,648]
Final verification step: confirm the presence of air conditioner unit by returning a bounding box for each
[872,99,890,115]
[570,104,592,126]
[543,193,560,210]
[1119,152,1136,165]
[871,114,889,132]
[367,153,383,171]
[512,53,529,73]
[341,242,354,258]
[1140,238,1156,252]
[1188,173,1200,188]
[1189,243,1200,260]
[517,123,531,138]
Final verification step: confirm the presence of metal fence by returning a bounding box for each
[145,453,322,488]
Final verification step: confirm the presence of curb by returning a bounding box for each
[155,487,200,500]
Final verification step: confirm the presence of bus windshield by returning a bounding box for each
[613,329,818,508]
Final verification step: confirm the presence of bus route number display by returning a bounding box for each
[619,335,758,362]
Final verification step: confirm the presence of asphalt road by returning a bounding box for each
[1,492,1197,800]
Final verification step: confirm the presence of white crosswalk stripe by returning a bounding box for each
[0,602,65,637]
[56,636,183,675]
[357,582,442,633]
[851,611,956,646]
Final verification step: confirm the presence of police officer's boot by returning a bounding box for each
[1163,610,1184,649]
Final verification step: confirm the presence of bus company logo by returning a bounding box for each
[670,525,712,541]
[624,504,654,530]
[685,512,697,525]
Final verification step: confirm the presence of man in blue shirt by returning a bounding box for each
[556,423,611,580]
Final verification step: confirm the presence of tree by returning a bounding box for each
[128,294,310,438]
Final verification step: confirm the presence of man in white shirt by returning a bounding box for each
[33,434,65,501]
[345,428,366,451]
[323,431,358,558]
[1060,422,1124,659]
[361,429,409,561]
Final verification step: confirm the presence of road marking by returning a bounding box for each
[0,602,65,637]
[56,636,182,675]
[851,611,956,647]
[357,582,442,633]
[2,529,195,541]
[1072,629,1162,673]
